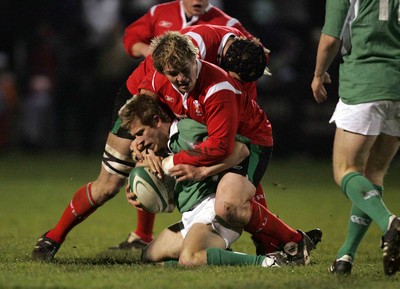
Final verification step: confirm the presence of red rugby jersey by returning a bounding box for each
[138,59,273,166]
[123,1,253,57]
[126,24,257,99]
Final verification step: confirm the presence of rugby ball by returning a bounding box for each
[128,166,176,213]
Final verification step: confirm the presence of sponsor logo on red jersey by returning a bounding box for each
[159,21,173,28]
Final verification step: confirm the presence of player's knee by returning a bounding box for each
[141,247,151,263]
[179,250,206,266]
[91,177,125,205]
[215,200,245,228]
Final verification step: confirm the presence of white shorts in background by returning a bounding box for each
[180,195,242,248]
[330,99,400,136]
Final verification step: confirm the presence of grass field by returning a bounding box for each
[1,151,399,289]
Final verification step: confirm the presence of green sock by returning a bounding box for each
[337,184,383,260]
[342,172,391,233]
[163,260,179,266]
[206,248,264,266]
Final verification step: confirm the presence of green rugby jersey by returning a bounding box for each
[322,0,400,104]
[168,118,218,213]
[168,118,250,213]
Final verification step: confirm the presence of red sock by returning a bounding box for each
[46,183,98,243]
[244,199,302,244]
[253,183,268,208]
[252,232,281,254]
[134,209,155,243]
[251,185,280,253]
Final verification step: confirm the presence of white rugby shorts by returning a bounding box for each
[180,195,242,248]
[330,99,400,136]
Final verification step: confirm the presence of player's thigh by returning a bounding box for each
[179,223,225,266]
[101,133,135,178]
[332,128,377,184]
[91,133,134,202]
[142,222,183,263]
[106,132,133,156]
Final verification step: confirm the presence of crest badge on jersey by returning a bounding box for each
[193,100,202,116]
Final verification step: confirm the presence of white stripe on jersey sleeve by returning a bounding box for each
[204,81,242,102]
[226,18,240,27]
[185,32,207,60]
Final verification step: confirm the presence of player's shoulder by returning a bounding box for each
[149,71,171,92]
[199,59,228,75]
[184,24,242,36]
[198,60,241,92]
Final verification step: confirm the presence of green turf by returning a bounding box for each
[1,151,399,288]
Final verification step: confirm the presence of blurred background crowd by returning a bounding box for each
[0,0,340,158]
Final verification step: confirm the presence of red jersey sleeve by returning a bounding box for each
[123,11,155,57]
[123,2,183,58]
[173,88,240,166]
[126,56,155,95]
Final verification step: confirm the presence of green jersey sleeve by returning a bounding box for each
[322,0,350,38]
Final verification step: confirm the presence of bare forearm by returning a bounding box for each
[314,34,341,77]
[311,34,342,103]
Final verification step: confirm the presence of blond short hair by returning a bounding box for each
[150,31,199,73]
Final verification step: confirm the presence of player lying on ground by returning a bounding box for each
[120,94,321,266]
[125,117,286,267]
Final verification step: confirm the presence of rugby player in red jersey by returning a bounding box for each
[123,0,254,58]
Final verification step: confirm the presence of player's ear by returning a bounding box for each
[153,115,162,127]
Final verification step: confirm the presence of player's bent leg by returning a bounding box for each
[94,133,135,204]
[141,222,183,263]
[214,172,256,229]
[32,135,134,261]
[79,133,135,205]
[179,223,226,266]
[179,224,287,268]
[89,166,126,205]
[104,133,157,250]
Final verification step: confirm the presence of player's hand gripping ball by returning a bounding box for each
[128,166,176,213]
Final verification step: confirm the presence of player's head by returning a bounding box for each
[151,31,199,94]
[222,37,267,82]
[182,0,209,17]
[119,94,174,155]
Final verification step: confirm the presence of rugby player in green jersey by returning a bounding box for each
[311,0,400,275]
[119,94,289,267]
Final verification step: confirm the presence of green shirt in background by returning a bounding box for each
[322,0,400,104]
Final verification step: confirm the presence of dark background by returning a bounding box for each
[0,0,340,158]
